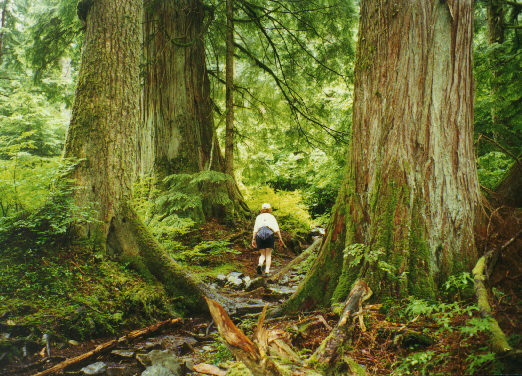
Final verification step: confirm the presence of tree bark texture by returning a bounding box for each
[140,0,248,219]
[488,0,505,45]
[224,0,235,176]
[278,0,481,314]
[62,0,232,314]
[141,0,220,176]
[63,0,141,240]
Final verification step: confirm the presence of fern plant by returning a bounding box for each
[156,171,232,224]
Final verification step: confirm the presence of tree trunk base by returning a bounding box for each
[106,201,234,314]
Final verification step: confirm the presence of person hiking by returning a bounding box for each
[251,203,284,276]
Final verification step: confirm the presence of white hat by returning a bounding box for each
[261,203,271,210]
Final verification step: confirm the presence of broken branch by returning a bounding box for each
[33,318,182,376]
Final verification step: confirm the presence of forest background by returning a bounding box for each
[0,0,520,375]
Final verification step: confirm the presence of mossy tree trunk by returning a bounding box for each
[224,0,235,177]
[64,0,142,242]
[63,0,229,314]
[278,0,481,314]
[140,0,248,220]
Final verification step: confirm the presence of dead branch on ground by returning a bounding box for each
[33,318,182,376]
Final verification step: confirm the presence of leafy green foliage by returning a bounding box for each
[391,350,437,376]
[244,185,313,239]
[403,298,481,337]
[0,83,68,157]
[473,3,522,158]
[442,272,475,300]
[170,240,240,266]
[209,341,235,364]
[157,171,232,223]
[477,151,514,190]
[0,247,172,340]
[466,349,501,375]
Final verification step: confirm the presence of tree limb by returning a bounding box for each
[268,237,322,283]
[33,318,182,376]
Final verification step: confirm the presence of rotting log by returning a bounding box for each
[205,298,281,376]
[205,298,324,376]
[268,237,322,283]
[206,282,372,376]
[472,256,512,354]
[33,318,182,376]
[308,280,371,370]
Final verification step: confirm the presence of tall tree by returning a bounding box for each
[224,0,234,176]
[64,0,229,313]
[140,0,248,220]
[487,0,505,134]
[0,0,9,65]
[278,0,481,314]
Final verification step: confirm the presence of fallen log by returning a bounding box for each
[472,256,513,354]
[33,318,182,376]
[309,280,372,368]
[206,282,371,376]
[205,297,281,376]
[268,237,322,283]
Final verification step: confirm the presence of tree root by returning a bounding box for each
[107,201,235,314]
[206,280,372,375]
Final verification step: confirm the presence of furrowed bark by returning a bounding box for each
[278,0,481,315]
[63,0,233,314]
[140,0,249,220]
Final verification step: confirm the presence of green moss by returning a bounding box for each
[120,202,206,314]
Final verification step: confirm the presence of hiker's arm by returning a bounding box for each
[276,231,284,247]
[252,226,258,248]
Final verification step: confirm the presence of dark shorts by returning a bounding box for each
[256,227,275,249]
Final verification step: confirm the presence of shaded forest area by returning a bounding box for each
[0,0,520,375]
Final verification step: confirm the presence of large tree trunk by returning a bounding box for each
[140,0,248,220]
[64,0,142,241]
[0,0,8,65]
[63,0,231,314]
[277,0,481,314]
[224,0,235,176]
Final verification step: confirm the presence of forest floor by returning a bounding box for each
[2,209,521,376]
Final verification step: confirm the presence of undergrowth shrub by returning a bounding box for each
[169,240,240,266]
[0,158,95,254]
[157,171,232,223]
[477,151,513,190]
[243,185,313,241]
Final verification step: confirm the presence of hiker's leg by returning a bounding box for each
[258,248,266,266]
[265,248,272,273]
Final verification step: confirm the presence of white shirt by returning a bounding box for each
[253,213,280,236]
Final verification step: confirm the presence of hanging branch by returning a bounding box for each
[234,41,345,141]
